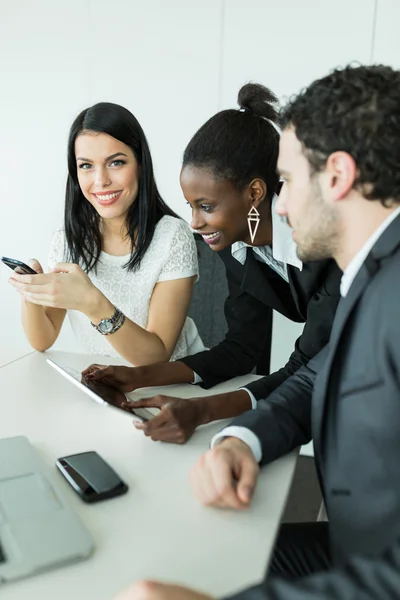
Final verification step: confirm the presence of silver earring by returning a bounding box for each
[247,206,260,243]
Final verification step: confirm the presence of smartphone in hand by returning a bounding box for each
[1,256,37,275]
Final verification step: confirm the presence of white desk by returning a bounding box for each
[0,351,297,600]
[0,348,33,369]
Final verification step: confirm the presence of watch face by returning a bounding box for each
[99,320,114,334]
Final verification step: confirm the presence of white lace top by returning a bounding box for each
[48,216,205,362]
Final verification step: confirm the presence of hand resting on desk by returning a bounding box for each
[189,437,259,510]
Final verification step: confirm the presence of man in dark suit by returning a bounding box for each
[114,64,400,600]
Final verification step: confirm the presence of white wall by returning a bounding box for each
[0,0,398,367]
[372,0,400,66]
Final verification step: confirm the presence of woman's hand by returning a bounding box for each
[82,364,142,392]
[8,262,100,314]
[24,258,44,274]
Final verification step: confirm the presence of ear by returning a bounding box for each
[248,178,267,208]
[325,151,356,202]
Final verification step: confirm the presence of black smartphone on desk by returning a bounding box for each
[56,451,128,503]
[1,256,37,275]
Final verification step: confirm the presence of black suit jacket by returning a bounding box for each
[227,213,400,599]
[182,246,342,400]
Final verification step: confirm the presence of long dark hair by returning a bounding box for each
[183,83,280,204]
[65,102,178,272]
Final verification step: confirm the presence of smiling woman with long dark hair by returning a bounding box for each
[9,102,204,364]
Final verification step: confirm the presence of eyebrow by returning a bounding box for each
[191,197,215,206]
[277,168,290,177]
[76,152,128,162]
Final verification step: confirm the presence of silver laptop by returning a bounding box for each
[47,358,159,422]
[0,436,94,584]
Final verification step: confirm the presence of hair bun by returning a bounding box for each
[238,83,278,122]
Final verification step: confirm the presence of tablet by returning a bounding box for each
[47,358,157,422]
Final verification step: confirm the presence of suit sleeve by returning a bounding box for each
[225,283,400,600]
[228,347,328,466]
[226,538,400,600]
[245,262,341,401]
[226,361,400,600]
[180,267,272,389]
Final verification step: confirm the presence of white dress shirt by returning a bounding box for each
[340,205,400,297]
[192,195,302,401]
[212,206,400,462]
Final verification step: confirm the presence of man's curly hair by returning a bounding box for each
[280,64,400,207]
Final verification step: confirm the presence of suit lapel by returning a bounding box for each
[313,213,400,450]
[312,260,374,455]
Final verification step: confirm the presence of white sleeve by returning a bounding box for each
[157,219,199,283]
[48,230,66,272]
[239,387,257,409]
[191,372,203,384]
[210,426,262,463]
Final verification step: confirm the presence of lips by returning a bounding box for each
[201,231,222,245]
[92,191,123,206]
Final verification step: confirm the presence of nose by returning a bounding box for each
[94,166,111,188]
[190,209,205,231]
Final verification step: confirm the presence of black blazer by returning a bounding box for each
[228,213,400,599]
[182,245,342,400]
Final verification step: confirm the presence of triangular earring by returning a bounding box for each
[247,206,260,244]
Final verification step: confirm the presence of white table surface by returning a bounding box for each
[0,350,297,600]
[0,347,33,369]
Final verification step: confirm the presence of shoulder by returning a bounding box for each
[375,248,400,304]
[50,228,65,242]
[49,228,66,252]
[155,215,192,237]
[297,258,342,297]
[217,245,249,285]
[218,245,242,269]
[48,228,67,266]
[154,216,196,250]
[154,216,199,279]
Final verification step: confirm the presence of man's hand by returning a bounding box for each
[128,396,205,444]
[190,438,259,510]
[82,364,141,393]
[114,581,213,600]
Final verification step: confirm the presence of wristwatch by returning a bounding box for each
[91,307,126,335]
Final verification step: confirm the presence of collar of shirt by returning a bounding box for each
[231,194,303,271]
[340,205,400,297]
